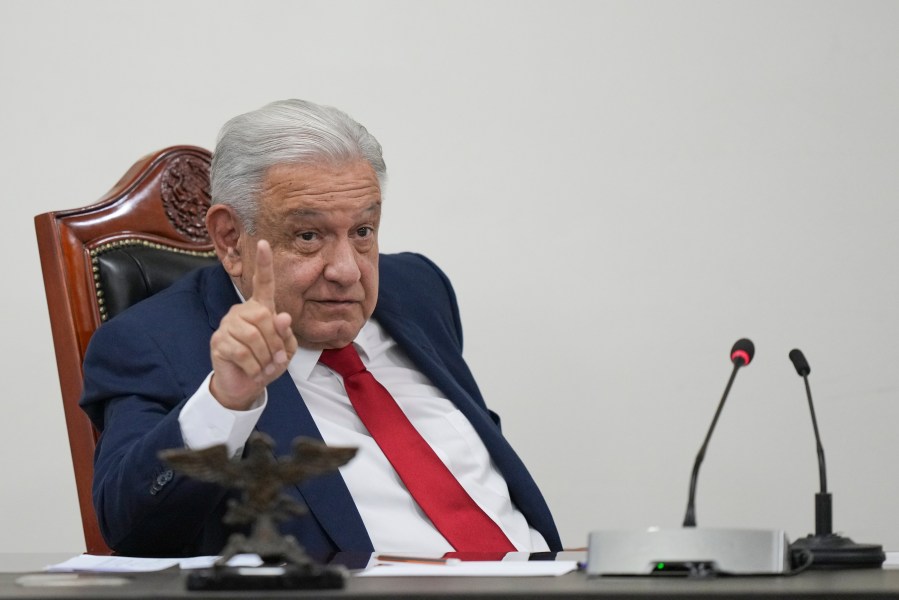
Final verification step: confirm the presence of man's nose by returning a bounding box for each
[323,238,362,284]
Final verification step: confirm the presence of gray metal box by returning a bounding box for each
[587,527,790,576]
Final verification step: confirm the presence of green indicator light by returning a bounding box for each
[657,563,665,570]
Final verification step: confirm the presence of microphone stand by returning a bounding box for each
[788,363,884,568]
[683,361,742,528]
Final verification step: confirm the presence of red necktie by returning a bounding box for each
[319,344,516,552]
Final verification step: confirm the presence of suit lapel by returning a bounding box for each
[373,303,499,438]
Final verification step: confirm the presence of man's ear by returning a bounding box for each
[206,204,244,277]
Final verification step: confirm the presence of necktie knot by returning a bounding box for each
[320,345,366,378]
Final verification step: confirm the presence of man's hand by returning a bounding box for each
[209,240,297,410]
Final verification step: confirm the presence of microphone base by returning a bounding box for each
[587,528,790,576]
[789,534,885,569]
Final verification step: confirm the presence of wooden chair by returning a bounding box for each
[35,146,219,554]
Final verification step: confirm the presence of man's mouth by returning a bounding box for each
[313,299,359,305]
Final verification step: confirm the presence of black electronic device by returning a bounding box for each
[787,348,885,569]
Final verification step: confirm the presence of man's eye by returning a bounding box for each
[356,227,373,237]
[298,232,317,241]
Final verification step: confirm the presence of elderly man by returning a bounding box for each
[81,99,561,557]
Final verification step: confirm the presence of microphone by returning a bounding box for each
[787,348,884,568]
[682,338,755,527]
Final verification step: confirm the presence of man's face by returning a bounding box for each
[237,160,381,350]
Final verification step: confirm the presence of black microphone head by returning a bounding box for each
[730,338,755,366]
[789,348,811,376]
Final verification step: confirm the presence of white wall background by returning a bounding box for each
[1,0,897,554]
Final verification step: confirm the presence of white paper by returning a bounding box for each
[357,560,578,577]
[45,553,263,573]
[46,553,577,577]
[178,554,263,569]
[45,555,181,573]
[883,551,899,568]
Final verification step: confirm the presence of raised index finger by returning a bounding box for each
[250,239,276,312]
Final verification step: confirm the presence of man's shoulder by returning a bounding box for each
[376,252,459,324]
[379,252,451,286]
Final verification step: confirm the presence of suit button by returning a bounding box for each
[150,470,174,495]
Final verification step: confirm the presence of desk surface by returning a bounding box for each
[1,567,899,599]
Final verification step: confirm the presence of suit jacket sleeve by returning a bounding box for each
[81,274,232,556]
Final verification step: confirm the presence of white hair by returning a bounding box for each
[210,99,387,233]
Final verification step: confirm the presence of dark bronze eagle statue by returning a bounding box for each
[160,432,356,566]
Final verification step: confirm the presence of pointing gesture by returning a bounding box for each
[249,238,278,313]
[209,240,298,410]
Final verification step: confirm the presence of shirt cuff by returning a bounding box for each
[178,372,267,457]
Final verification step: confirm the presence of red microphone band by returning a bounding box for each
[731,350,751,365]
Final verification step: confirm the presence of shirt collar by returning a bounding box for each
[290,320,377,381]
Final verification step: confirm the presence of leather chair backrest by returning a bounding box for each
[94,240,218,321]
[35,146,217,554]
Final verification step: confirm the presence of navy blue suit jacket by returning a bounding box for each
[81,253,561,557]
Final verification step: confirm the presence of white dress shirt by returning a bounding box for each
[179,320,548,553]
